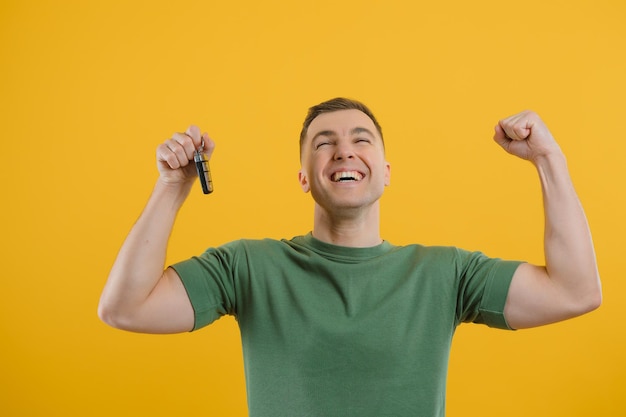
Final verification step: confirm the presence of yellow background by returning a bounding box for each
[2,0,624,415]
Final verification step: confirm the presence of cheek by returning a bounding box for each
[306,157,326,179]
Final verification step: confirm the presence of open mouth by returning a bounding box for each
[331,170,364,182]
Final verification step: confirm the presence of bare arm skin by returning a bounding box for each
[495,111,602,329]
[98,126,215,333]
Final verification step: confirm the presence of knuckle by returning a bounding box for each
[164,153,180,169]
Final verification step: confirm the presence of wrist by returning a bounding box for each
[532,150,567,170]
[533,151,574,196]
[154,177,194,206]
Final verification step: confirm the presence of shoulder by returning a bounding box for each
[388,243,518,276]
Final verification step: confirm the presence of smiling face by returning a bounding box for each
[299,109,391,214]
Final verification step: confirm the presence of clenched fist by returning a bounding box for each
[156,125,216,186]
[494,111,563,164]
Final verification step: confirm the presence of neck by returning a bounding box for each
[311,203,382,248]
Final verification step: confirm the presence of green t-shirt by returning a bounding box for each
[172,233,522,417]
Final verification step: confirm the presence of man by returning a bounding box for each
[99,98,601,416]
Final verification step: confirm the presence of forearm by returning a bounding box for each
[536,153,601,309]
[98,179,193,321]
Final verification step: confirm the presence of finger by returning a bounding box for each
[201,132,216,158]
[500,120,529,141]
[171,132,197,161]
[163,136,193,168]
[185,125,203,148]
[499,111,534,141]
[493,124,513,152]
[156,142,184,170]
[510,122,532,141]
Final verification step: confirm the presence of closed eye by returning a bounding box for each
[315,141,331,149]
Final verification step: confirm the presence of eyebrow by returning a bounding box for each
[311,127,376,142]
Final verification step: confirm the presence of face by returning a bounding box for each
[299,109,391,213]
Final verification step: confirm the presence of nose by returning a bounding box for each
[333,143,355,161]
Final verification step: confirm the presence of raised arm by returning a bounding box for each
[98,126,215,333]
[494,111,602,329]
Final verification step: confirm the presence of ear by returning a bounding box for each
[384,161,391,186]
[298,170,310,193]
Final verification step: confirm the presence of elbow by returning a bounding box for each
[585,285,603,313]
[98,294,152,333]
[586,271,603,312]
[97,298,119,328]
[97,297,133,330]
[573,280,603,317]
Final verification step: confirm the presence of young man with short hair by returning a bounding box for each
[99,97,601,416]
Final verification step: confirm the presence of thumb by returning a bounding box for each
[201,132,216,159]
[185,125,203,147]
[498,113,534,141]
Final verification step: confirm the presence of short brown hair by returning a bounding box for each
[299,97,384,158]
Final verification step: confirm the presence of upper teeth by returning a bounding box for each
[332,171,363,182]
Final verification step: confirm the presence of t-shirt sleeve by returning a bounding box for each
[455,249,523,330]
[170,241,242,331]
